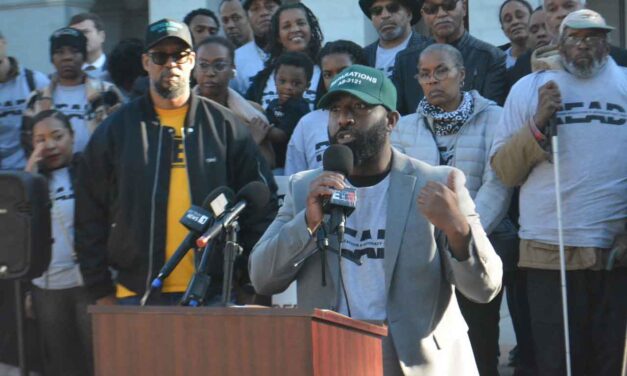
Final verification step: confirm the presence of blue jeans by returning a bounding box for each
[31,286,94,376]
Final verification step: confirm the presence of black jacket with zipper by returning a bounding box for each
[75,92,278,300]
[363,31,429,69]
[392,32,507,115]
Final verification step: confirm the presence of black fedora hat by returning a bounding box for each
[359,0,424,25]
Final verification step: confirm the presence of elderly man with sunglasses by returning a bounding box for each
[75,19,278,307]
[392,0,507,115]
[360,0,428,79]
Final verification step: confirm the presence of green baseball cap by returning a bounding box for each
[318,64,397,111]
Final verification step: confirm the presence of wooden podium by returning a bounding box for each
[89,306,387,376]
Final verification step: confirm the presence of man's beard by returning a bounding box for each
[329,118,388,168]
[154,71,188,99]
[562,54,608,79]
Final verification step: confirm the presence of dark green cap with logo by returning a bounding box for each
[145,18,193,51]
[318,64,397,111]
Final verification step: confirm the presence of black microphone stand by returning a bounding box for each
[180,242,215,307]
[221,221,242,306]
[316,221,329,286]
[334,213,348,316]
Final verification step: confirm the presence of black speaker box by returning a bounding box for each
[0,172,51,280]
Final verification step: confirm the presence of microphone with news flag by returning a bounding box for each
[182,181,271,306]
[316,145,358,287]
[195,181,271,248]
[322,144,356,233]
[148,186,235,292]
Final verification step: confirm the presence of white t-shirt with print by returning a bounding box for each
[375,33,412,79]
[260,65,321,111]
[285,109,330,176]
[53,84,91,152]
[337,174,390,321]
[504,47,517,69]
[234,41,268,95]
[32,167,83,289]
[0,67,49,169]
[493,58,627,248]
[435,133,456,166]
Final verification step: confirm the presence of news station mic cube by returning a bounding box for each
[0,171,51,280]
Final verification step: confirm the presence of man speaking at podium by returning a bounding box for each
[75,19,276,306]
[250,65,502,375]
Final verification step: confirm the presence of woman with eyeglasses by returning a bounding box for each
[245,3,323,111]
[391,44,513,376]
[193,36,275,168]
[24,109,94,376]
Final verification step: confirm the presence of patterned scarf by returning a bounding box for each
[417,91,474,136]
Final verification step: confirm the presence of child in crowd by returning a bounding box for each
[264,51,313,172]
[284,40,366,176]
[25,109,94,376]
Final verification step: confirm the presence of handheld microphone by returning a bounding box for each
[196,181,271,248]
[150,187,235,290]
[319,145,355,301]
[322,145,356,232]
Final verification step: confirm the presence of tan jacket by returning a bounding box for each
[490,119,626,270]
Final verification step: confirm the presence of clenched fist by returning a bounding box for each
[417,171,471,260]
[534,80,562,131]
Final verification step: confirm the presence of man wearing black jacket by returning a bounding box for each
[360,0,427,78]
[392,0,507,115]
[75,19,277,306]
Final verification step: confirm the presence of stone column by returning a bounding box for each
[0,0,96,73]
[149,0,217,23]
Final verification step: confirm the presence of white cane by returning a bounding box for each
[551,123,572,376]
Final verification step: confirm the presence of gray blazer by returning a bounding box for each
[250,149,503,375]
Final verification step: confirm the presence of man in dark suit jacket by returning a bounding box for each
[392,0,507,115]
[359,0,427,78]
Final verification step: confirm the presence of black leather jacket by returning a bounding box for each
[363,31,429,69]
[75,92,278,299]
[392,32,507,115]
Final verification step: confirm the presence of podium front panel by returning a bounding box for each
[90,306,385,376]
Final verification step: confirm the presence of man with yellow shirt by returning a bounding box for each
[75,19,277,305]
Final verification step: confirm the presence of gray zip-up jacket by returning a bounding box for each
[391,91,510,234]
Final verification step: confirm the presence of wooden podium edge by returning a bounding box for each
[88,305,388,336]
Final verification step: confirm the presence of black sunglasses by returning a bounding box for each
[370,3,402,17]
[422,0,460,15]
[147,50,192,65]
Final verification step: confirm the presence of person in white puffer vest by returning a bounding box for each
[392,43,511,376]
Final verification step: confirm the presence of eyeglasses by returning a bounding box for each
[421,0,459,15]
[562,35,606,47]
[370,3,402,17]
[147,50,192,65]
[196,60,232,73]
[416,66,457,82]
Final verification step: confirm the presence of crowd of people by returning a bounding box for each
[0,0,625,375]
